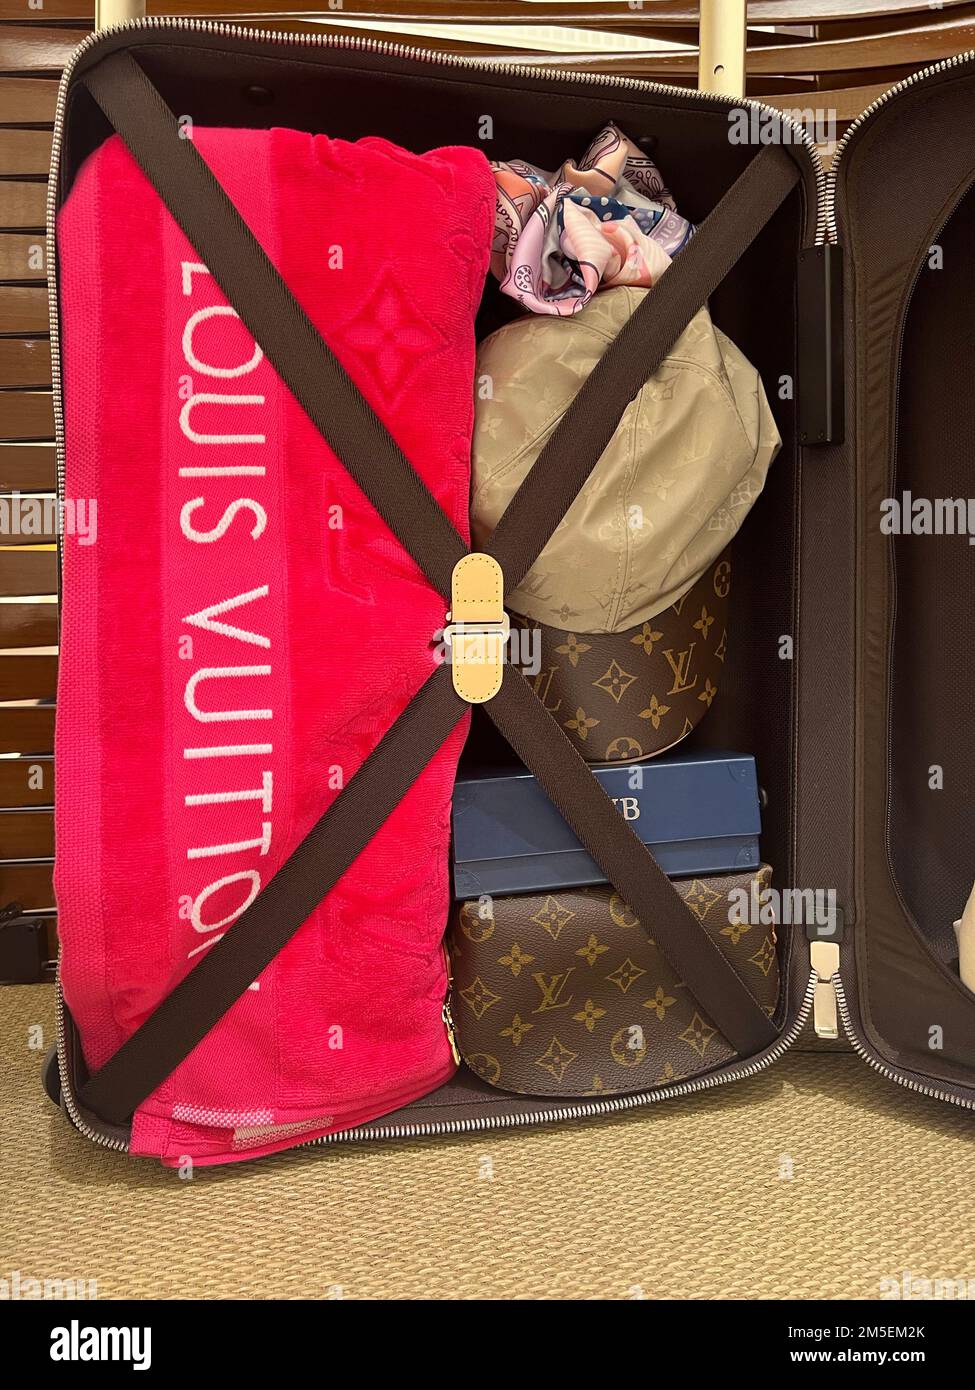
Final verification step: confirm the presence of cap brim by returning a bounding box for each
[509,555,731,762]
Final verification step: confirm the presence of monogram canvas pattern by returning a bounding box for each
[449,866,777,1098]
[513,554,731,762]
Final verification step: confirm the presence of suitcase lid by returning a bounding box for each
[808,51,975,1099]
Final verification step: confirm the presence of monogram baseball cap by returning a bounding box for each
[471,286,781,761]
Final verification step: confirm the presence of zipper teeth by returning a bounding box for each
[310,972,818,1145]
[55,967,815,1154]
[833,974,975,1112]
[54,961,129,1151]
[825,48,975,241]
[46,14,823,1151]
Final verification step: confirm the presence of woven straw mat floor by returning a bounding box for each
[2,984,974,1299]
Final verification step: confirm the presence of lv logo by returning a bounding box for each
[532,967,576,1013]
[529,666,563,714]
[663,642,697,695]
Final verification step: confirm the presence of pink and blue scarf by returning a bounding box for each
[492,123,694,316]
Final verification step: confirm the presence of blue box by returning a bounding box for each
[452,750,762,899]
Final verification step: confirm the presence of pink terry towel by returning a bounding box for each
[55,127,494,1164]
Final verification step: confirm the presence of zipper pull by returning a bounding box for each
[0,901,25,928]
[807,905,844,1040]
[809,940,840,1039]
[442,998,461,1068]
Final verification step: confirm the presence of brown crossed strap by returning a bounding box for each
[75,50,799,1123]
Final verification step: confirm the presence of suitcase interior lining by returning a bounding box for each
[55,33,820,1133]
[839,64,975,1085]
[890,183,975,968]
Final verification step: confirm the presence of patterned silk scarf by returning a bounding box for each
[492,123,694,316]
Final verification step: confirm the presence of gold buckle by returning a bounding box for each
[443,554,509,704]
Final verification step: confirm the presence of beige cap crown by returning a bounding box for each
[471,286,781,634]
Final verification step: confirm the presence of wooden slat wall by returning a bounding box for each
[0,0,971,22]
[1,15,62,947]
[0,597,55,644]
[0,74,57,121]
[0,705,55,753]
[0,547,56,592]
[0,859,55,910]
[1,808,54,856]
[0,751,51,802]
[0,338,51,384]
[0,653,57,700]
[0,1,969,972]
[0,443,56,490]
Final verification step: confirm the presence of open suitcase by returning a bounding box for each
[42,11,975,1160]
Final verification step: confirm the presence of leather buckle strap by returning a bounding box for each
[443,554,510,704]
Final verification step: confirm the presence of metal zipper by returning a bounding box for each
[833,974,975,1112]
[809,939,840,1039]
[45,18,827,1151]
[54,960,129,1151]
[310,971,818,1145]
[824,48,975,243]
